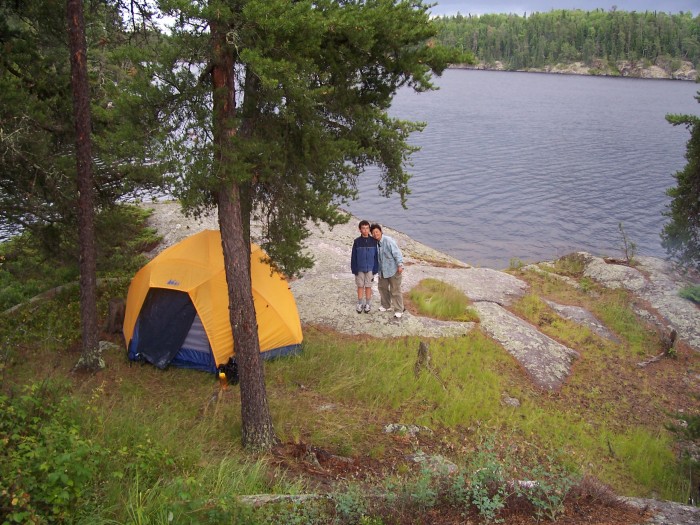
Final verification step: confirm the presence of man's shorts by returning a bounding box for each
[355,271,374,288]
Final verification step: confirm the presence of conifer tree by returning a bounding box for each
[67,0,100,370]
[0,0,165,253]
[155,0,456,450]
[1,0,166,367]
[664,93,700,271]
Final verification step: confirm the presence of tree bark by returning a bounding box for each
[211,22,278,450]
[67,0,101,371]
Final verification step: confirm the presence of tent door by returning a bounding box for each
[128,288,196,369]
[171,314,217,373]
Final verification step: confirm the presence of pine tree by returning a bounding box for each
[66,0,100,370]
[663,93,700,271]
[155,0,456,450]
[0,0,165,253]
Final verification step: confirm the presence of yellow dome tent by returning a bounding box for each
[123,230,303,373]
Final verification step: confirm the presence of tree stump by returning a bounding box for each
[414,341,431,377]
[414,341,447,390]
[104,297,125,333]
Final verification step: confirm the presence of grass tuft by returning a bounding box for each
[407,278,479,322]
[679,284,700,304]
[553,252,587,277]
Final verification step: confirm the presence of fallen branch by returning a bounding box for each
[2,278,122,316]
[636,352,666,368]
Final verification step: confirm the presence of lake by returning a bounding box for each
[345,69,700,269]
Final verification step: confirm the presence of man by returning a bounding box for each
[370,223,404,319]
[350,220,378,313]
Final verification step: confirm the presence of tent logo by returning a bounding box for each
[167,279,180,286]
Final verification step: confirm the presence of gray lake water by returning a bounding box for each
[345,69,700,269]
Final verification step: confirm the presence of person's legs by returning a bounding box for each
[377,276,391,310]
[355,274,366,313]
[388,273,403,313]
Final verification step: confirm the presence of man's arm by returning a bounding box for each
[350,239,358,274]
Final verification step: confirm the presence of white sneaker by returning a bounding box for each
[364,304,371,313]
[356,304,363,313]
[379,306,389,312]
[394,312,403,319]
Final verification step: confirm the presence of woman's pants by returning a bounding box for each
[378,272,403,312]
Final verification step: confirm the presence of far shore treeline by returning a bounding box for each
[432,9,700,72]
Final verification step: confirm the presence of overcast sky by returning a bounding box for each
[429,1,699,17]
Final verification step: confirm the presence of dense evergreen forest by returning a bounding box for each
[433,9,700,72]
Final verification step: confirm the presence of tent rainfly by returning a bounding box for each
[123,230,303,373]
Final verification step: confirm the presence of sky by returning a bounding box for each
[428,1,699,17]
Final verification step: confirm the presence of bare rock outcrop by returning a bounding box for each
[624,497,700,525]
[474,301,579,390]
[544,299,620,343]
[580,253,700,352]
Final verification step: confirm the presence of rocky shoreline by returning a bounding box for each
[452,58,698,81]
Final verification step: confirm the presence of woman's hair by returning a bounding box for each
[369,223,382,233]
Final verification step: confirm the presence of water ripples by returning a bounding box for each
[347,70,699,268]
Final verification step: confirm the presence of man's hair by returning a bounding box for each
[370,223,382,233]
[358,220,370,229]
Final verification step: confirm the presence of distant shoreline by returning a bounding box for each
[450,59,698,82]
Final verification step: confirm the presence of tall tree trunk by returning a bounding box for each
[211,23,278,450]
[67,0,101,371]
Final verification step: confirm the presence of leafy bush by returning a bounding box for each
[333,483,368,523]
[404,468,439,511]
[408,278,479,322]
[517,461,579,521]
[466,458,509,521]
[458,437,511,523]
[0,382,104,523]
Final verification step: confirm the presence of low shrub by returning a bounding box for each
[0,381,104,523]
[553,253,587,277]
[517,460,579,521]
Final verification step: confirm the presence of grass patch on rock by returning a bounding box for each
[406,278,479,322]
[679,284,700,305]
